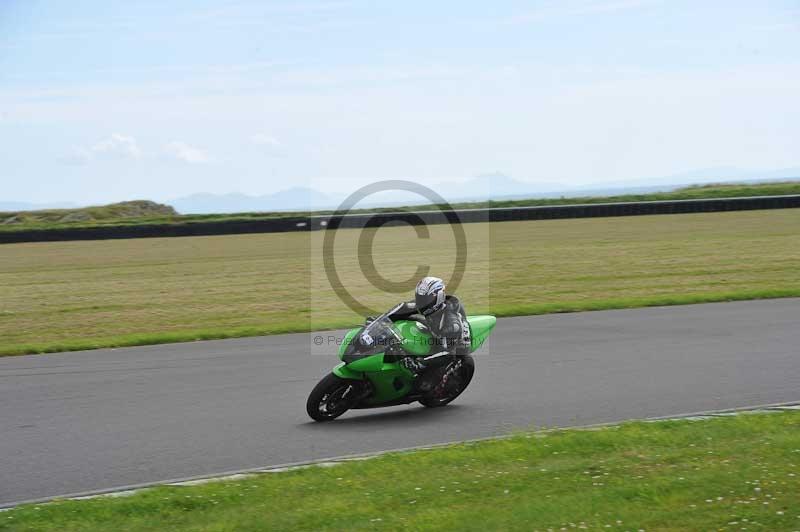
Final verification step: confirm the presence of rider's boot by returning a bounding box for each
[404,352,452,393]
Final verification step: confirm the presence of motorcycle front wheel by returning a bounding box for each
[306,373,360,421]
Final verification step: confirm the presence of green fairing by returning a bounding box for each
[363,361,416,404]
[329,315,497,405]
[332,359,415,403]
[346,353,384,373]
[395,320,434,356]
[332,362,362,380]
[337,328,360,357]
[468,315,497,351]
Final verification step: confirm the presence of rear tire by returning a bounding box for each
[419,355,475,408]
[306,373,359,421]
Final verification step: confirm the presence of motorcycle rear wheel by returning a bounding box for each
[419,354,475,408]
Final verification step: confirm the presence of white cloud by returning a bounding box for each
[60,133,142,164]
[251,133,282,148]
[251,133,285,156]
[164,141,211,164]
[91,133,142,159]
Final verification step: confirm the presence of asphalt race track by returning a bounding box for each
[1,299,799,507]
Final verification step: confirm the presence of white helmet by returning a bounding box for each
[415,276,446,315]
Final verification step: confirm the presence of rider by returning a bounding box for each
[389,276,470,392]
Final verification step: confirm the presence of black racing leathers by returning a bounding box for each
[422,295,470,357]
[389,295,470,374]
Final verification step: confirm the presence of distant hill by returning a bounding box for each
[2,181,799,237]
[4,166,800,219]
[595,166,800,190]
[171,187,332,214]
[166,167,800,213]
[0,200,177,226]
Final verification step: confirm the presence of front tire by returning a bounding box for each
[419,355,475,408]
[306,373,359,421]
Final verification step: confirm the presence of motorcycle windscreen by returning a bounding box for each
[338,328,361,358]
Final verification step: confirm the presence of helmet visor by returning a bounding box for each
[415,292,437,313]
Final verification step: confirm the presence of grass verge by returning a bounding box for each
[2,411,798,531]
[1,209,799,356]
[3,288,800,357]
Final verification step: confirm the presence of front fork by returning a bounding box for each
[332,363,374,404]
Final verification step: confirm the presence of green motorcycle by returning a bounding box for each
[306,303,497,421]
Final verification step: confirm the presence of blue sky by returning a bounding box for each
[1,0,798,204]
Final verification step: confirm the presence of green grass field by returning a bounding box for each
[1,209,799,356]
[2,411,798,531]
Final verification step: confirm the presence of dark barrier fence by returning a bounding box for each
[2,194,799,244]
[0,217,312,244]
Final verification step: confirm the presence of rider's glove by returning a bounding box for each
[401,356,426,375]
